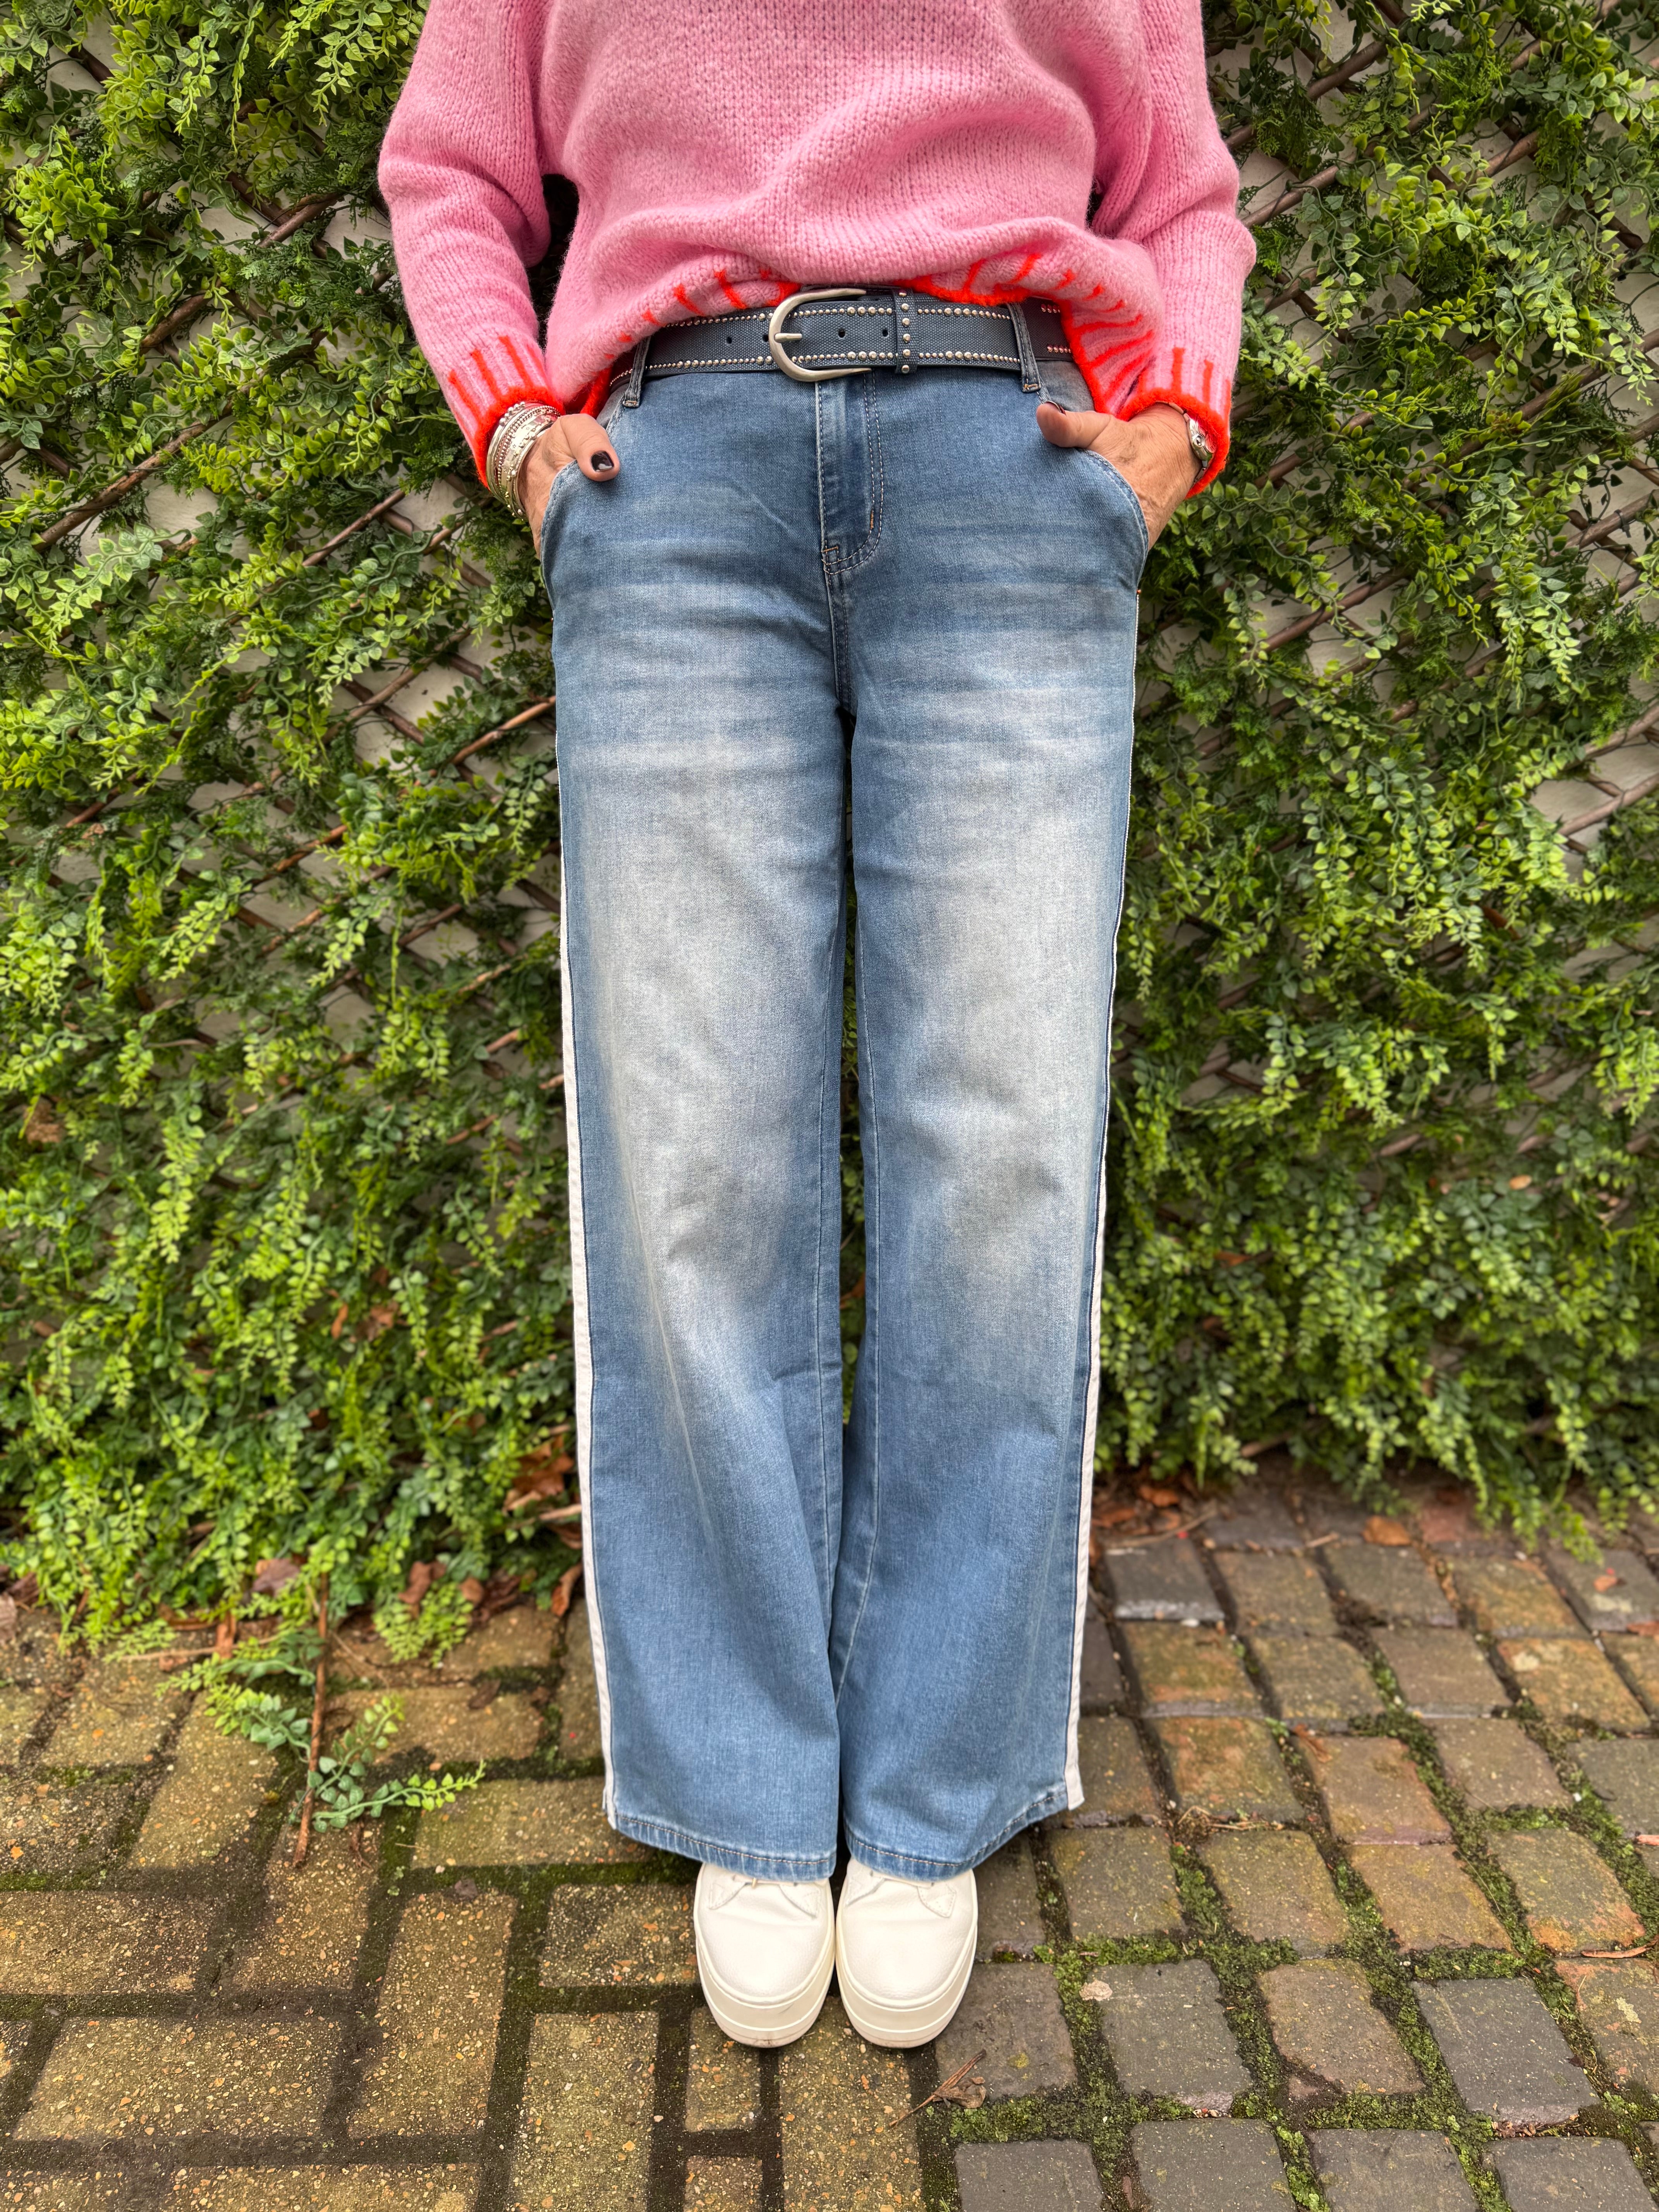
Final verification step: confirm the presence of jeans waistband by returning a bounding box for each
[608,292,1075,402]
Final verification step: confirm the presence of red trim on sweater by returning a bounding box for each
[500,331,549,390]
[444,336,562,477]
[1119,348,1232,494]
[1057,302,1147,409]
[906,271,1050,308]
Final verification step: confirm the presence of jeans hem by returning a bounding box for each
[609,1807,837,1882]
[844,1786,1069,1881]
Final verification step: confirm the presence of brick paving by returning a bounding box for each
[1247,1633,1385,1729]
[9,1488,1659,2206]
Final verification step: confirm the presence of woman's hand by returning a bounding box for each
[1036,400,1199,548]
[520,414,622,542]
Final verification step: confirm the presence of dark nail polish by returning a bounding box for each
[591,454,615,473]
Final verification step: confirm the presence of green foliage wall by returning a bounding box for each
[2,0,1657,1637]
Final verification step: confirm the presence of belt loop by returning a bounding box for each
[621,334,652,408]
[1007,302,1042,394]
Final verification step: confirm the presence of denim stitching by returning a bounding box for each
[611,1806,835,1874]
[845,1785,1069,1879]
[814,385,854,713]
[811,857,845,1607]
[822,378,885,581]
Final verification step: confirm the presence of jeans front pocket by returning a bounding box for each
[538,453,589,581]
[540,402,635,591]
[1076,448,1151,577]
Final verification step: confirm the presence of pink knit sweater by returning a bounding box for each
[379,0,1253,493]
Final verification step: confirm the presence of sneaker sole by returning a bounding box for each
[835,1901,978,2049]
[695,1908,836,2050]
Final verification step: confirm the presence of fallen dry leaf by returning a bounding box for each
[1080,1979,1113,2002]
[879,2049,986,2131]
[1138,1483,1182,1509]
[519,1440,575,1478]
[251,1556,301,1597]
[1364,1515,1412,1546]
[459,1576,485,1604]
[1595,1570,1621,1592]
[402,1559,441,1613]
[1582,1944,1654,1959]
[1630,1621,1659,1640]
[1637,1833,1659,1847]
[467,1679,501,1711]
[1092,1501,1141,1530]
[551,1564,582,1619]
[359,1301,400,1341]
[22,1100,63,1145]
[475,1570,528,1621]
[1105,1509,1219,1549]
[214,1618,235,1660]
[505,1465,571,1513]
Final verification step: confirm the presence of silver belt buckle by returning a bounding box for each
[766,287,869,382]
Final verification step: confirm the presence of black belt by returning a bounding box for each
[608,288,1074,393]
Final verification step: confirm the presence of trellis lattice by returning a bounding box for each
[2,0,1657,1637]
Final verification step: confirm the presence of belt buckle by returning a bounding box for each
[766,288,869,382]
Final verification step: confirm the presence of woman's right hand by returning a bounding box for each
[520,414,622,543]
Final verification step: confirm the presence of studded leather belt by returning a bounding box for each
[608,288,1075,393]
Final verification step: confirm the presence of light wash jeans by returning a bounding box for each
[543,343,1144,1882]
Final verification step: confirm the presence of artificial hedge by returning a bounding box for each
[2,0,1657,1642]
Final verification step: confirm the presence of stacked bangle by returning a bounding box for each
[485,402,562,522]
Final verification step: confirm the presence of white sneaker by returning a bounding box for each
[834,1858,977,2047]
[693,1863,836,2048]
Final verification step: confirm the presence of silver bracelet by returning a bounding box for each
[485,402,561,522]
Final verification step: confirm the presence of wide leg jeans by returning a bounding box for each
[543,354,1144,1881]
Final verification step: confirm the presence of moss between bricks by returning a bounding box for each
[13,1583,1659,2203]
[9,1551,1659,2205]
[944,1683,1659,2211]
[4,1687,1659,2212]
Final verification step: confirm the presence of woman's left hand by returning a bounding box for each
[1036,400,1200,548]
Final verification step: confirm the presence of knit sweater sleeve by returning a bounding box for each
[378,0,562,476]
[1092,0,1254,491]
